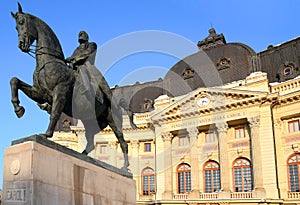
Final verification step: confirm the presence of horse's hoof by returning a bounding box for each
[121,166,130,173]
[15,106,25,118]
[82,150,88,155]
[38,133,52,139]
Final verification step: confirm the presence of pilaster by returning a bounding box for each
[187,127,200,198]
[161,132,174,200]
[216,122,231,198]
[108,141,118,167]
[248,116,266,198]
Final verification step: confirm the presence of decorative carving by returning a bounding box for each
[292,144,299,152]
[108,141,118,149]
[248,116,260,128]
[277,61,299,82]
[197,28,226,50]
[216,122,228,133]
[143,98,153,111]
[274,118,282,128]
[187,127,199,138]
[130,140,140,149]
[182,67,195,80]
[10,159,21,175]
[217,57,231,71]
[161,132,173,142]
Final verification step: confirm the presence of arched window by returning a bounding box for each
[233,158,252,192]
[142,167,155,195]
[177,163,191,193]
[288,154,300,192]
[203,161,220,193]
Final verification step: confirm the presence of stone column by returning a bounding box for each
[108,141,118,167]
[130,139,140,198]
[274,119,287,199]
[216,122,231,197]
[248,116,266,197]
[187,127,200,198]
[161,132,173,200]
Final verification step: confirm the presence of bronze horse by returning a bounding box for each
[10,3,134,169]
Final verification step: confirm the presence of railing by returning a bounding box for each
[173,193,188,200]
[199,193,218,199]
[288,192,300,199]
[271,78,300,94]
[139,194,155,201]
[230,192,252,199]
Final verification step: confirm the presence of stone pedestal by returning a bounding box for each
[2,135,136,205]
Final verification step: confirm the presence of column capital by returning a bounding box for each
[130,139,140,149]
[248,116,260,128]
[187,127,199,138]
[161,132,173,142]
[108,141,118,149]
[216,122,228,133]
[274,118,282,128]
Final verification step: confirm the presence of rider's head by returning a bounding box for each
[78,31,89,44]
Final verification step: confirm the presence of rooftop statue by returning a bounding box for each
[10,3,136,170]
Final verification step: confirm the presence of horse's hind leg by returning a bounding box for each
[106,107,129,170]
[10,77,44,118]
[44,84,69,138]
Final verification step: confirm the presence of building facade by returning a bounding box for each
[53,30,300,205]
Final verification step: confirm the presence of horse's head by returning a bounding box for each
[11,3,37,53]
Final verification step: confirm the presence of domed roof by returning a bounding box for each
[163,34,257,96]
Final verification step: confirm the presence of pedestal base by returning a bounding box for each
[2,135,136,205]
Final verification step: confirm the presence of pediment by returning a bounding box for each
[151,87,273,122]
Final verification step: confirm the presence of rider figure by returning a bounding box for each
[66,31,136,128]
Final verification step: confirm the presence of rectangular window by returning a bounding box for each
[179,136,188,146]
[205,133,215,143]
[99,145,107,154]
[144,143,151,152]
[289,120,300,133]
[235,127,245,139]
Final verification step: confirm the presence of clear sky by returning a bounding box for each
[0,0,299,188]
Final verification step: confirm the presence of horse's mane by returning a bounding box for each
[26,12,65,60]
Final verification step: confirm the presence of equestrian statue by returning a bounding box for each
[10,3,136,170]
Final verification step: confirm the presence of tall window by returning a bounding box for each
[144,143,151,152]
[203,161,220,193]
[233,158,252,192]
[142,167,155,195]
[288,154,300,192]
[205,132,215,143]
[235,127,245,139]
[179,135,188,146]
[177,163,191,193]
[98,144,107,154]
[289,120,300,133]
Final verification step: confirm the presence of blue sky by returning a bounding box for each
[0,0,299,188]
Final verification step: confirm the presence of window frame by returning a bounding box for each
[232,158,252,192]
[178,135,188,146]
[288,120,300,133]
[177,163,192,194]
[235,127,245,139]
[144,142,152,152]
[205,132,215,143]
[203,160,221,193]
[141,167,155,196]
[287,153,300,192]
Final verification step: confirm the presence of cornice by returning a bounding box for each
[151,87,278,125]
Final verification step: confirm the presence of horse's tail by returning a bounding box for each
[119,98,137,129]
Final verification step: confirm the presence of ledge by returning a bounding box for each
[11,134,133,179]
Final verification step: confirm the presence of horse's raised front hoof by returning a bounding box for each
[82,150,88,155]
[15,106,25,118]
